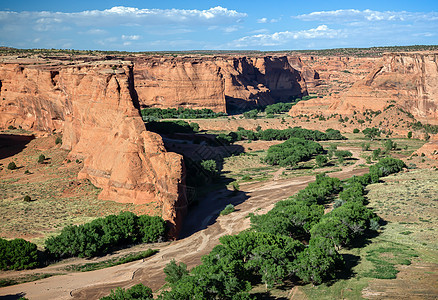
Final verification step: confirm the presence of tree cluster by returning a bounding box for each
[0,238,40,270]
[264,138,324,167]
[141,107,225,121]
[45,212,166,258]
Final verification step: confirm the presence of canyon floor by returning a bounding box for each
[1,120,437,299]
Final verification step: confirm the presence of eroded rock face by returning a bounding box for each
[0,61,186,237]
[132,55,308,112]
[291,52,438,125]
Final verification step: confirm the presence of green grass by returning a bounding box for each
[63,249,158,272]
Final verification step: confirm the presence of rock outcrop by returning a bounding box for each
[0,60,186,237]
[132,55,308,112]
[291,52,438,125]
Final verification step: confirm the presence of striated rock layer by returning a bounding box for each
[132,55,308,112]
[291,52,438,125]
[0,61,186,237]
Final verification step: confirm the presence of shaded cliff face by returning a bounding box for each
[291,52,438,125]
[131,55,308,112]
[0,61,186,237]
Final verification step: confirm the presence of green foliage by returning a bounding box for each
[243,109,259,119]
[100,283,153,300]
[370,157,406,178]
[164,259,189,285]
[45,212,166,258]
[23,195,32,202]
[353,128,360,133]
[38,154,46,164]
[265,138,324,167]
[220,204,235,216]
[141,107,225,120]
[383,139,397,151]
[0,238,40,270]
[407,131,412,139]
[372,148,382,160]
[145,120,199,134]
[7,162,16,170]
[200,160,218,177]
[55,137,62,144]
[264,102,294,115]
[294,237,343,285]
[315,155,328,167]
[231,181,240,192]
[335,150,353,160]
[362,127,381,140]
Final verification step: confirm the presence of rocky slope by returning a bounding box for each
[291,52,438,125]
[0,60,186,237]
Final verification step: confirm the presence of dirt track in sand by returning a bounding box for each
[0,162,367,300]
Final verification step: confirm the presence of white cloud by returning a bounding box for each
[232,25,342,47]
[295,9,438,23]
[0,6,247,28]
[122,34,140,40]
[257,17,280,24]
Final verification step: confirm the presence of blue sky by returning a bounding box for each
[1,0,437,51]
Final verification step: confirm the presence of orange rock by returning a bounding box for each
[0,60,186,238]
[291,52,438,125]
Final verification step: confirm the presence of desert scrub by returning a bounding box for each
[220,204,235,216]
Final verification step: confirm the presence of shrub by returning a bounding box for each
[220,204,235,216]
[407,131,412,139]
[100,284,153,300]
[38,154,45,164]
[315,155,328,167]
[23,195,32,202]
[7,162,16,170]
[353,128,360,133]
[55,137,62,145]
[361,142,370,151]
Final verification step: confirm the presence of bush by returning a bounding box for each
[220,204,235,216]
[7,162,16,170]
[141,107,225,120]
[353,128,360,133]
[315,155,328,167]
[38,154,45,164]
[100,284,153,300]
[0,238,40,270]
[55,137,62,145]
[23,195,32,202]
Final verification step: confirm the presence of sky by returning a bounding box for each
[0,0,437,51]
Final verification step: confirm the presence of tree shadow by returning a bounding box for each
[0,134,34,160]
[0,292,27,300]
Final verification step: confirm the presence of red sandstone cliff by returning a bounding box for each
[291,52,438,125]
[131,55,308,112]
[0,60,186,237]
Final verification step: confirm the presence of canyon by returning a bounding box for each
[1,49,437,238]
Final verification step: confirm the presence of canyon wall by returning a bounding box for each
[132,55,308,112]
[0,61,186,237]
[291,52,438,125]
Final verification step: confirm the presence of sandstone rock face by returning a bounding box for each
[132,55,308,112]
[132,57,226,113]
[0,61,186,237]
[291,52,438,125]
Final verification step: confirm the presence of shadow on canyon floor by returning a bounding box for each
[0,134,34,160]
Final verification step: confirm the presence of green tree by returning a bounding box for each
[362,127,381,140]
[38,154,45,164]
[407,131,412,139]
[164,259,189,285]
[315,155,328,167]
[7,162,17,170]
[100,284,153,300]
